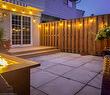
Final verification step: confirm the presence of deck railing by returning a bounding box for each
[39,14,110,55]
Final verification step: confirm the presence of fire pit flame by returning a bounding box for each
[0,56,8,66]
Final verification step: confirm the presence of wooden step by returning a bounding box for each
[9,46,56,55]
[15,49,60,58]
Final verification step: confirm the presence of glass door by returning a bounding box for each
[12,14,31,46]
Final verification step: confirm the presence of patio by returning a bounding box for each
[28,52,103,95]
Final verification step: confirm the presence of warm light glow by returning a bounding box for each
[29,11,32,14]
[52,26,54,29]
[22,11,25,14]
[68,24,71,27]
[12,8,16,11]
[0,56,8,67]
[2,4,7,9]
[89,19,93,23]
[38,24,41,28]
[33,19,36,23]
[79,23,82,27]
[59,22,63,26]
[46,27,48,30]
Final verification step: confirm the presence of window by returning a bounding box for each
[64,0,73,8]
[12,14,31,45]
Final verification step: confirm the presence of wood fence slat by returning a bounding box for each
[40,14,110,55]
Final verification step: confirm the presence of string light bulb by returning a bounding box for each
[52,26,54,29]
[59,22,63,26]
[29,11,32,14]
[22,11,25,14]
[33,19,36,23]
[68,24,71,27]
[89,19,93,23]
[12,8,16,11]
[45,27,48,30]
[2,4,7,9]
[79,23,82,27]
[38,24,41,28]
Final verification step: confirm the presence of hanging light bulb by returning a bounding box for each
[2,4,7,9]
[89,19,93,23]
[29,11,32,14]
[33,19,36,23]
[38,24,41,28]
[59,22,63,26]
[68,24,71,27]
[12,8,16,12]
[22,10,25,14]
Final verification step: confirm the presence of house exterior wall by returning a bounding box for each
[0,9,41,47]
[27,0,84,19]
[0,10,11,40]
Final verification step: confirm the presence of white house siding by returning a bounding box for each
[0,9,41,47]
[27,0,84,19]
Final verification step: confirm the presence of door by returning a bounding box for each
[11,14,32,47]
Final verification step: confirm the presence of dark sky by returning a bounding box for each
[77,0,110,16]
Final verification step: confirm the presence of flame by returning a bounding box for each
[0,56,8,67]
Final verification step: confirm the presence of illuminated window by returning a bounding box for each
[12,14,31,45]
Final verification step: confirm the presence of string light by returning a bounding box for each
[2,4,7,9]
[68,24,71,28]
[29,11,32,14]
[52,26,54,29]
[59,22,63,26]
[79,23,82,27]
[33,19,36,23]
[45,27,48,30]
[38,24,41,28]
[12,8,16,11]
[22,10,25,14]
[89,19,93,23]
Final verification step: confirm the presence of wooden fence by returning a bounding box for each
[39,14,110,55]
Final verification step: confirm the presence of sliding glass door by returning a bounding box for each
[12,14,31,46]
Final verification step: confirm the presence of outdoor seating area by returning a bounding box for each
[29,52,103,95]
[0,0,110,95]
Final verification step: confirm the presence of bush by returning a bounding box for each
[96,26,110,40]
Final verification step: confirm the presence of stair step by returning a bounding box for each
[9,47,56,55]
[15,49,60,58]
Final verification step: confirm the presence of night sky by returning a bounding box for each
[77,0,110,17]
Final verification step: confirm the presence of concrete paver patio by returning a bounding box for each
[28,52,103,95]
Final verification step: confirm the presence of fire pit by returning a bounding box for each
[0,53,40,95]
